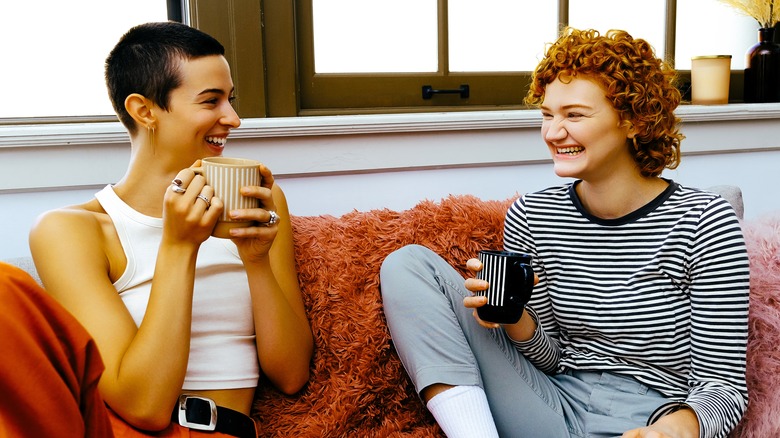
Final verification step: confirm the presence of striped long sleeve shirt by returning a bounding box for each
[503,180,749,438]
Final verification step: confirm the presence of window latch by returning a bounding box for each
[422,84,469,99]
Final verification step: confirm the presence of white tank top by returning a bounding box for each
[95,185,259,390]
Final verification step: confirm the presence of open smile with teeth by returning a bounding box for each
[557,146,584,155]
[206,136,226,146]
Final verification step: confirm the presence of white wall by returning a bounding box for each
[277,150,778,219]
[2,105,779,260]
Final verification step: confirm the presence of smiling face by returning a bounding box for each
[540,76,636,183]
[153,55,240,164]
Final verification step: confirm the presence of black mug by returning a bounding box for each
[475,250,535,324]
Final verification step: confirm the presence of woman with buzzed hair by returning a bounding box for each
[30,22,313,437]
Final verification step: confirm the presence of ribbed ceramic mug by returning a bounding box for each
[475,250,535,324]
[194,157,261,238]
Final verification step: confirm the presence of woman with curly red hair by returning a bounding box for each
[381,28,748,438]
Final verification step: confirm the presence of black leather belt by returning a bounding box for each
[172,395,256,438]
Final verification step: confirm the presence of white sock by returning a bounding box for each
[426,385,500,438]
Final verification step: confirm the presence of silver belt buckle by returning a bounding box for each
[177,394,217,431]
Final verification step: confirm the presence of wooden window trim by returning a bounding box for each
[188,0,746,118]
[187,0,269,118]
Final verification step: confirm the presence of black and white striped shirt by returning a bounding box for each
[504,180,749,438]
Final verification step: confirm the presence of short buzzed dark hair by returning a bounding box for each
[105,21,225,134]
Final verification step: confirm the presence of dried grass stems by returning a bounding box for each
[718,0,779,28]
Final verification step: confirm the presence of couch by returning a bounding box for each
[5,190,779,437]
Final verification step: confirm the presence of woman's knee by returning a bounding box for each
[380,244,436,299]
[381,243,434,274]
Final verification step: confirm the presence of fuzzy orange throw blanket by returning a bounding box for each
[252,194,511,436]
[250,194,780,438]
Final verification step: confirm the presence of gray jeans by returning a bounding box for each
[380,245,669,438]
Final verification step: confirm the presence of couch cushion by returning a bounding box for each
[708,185,744,219]
[2,257,42,286]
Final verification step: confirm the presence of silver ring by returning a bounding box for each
[171,185,186,194]
[171,178,183,187]
[196,194,211,207]
[262,210,280,227]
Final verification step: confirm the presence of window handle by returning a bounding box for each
[422,84,469,99]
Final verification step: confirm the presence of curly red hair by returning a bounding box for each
[525,28,683,177]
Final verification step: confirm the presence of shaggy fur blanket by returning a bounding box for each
[252,194,510,437]
[732,214,780,438]
[250,194,780,438]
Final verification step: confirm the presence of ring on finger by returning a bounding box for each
[196,194,211,207]
[171,185,186,194]
[261,210,280,227]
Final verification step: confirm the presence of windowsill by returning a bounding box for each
[674,102,780,122]
[1,103,779,195]
[2,102,779,148]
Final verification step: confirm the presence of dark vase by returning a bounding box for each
[744,27,780,103]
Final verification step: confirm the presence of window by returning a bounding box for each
[0,0,170,121]
[289,0,759,115]
[0,0,765,121]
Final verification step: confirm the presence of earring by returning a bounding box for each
[147,125,156,155]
